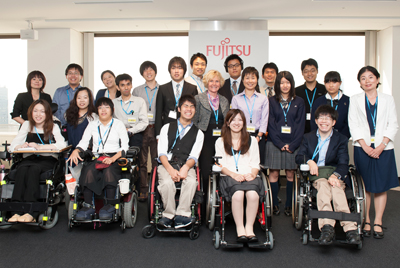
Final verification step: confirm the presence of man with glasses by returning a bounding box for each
[155,57,198,138]
[53,63,84,126]
[295,58,326,133]
[185,53,207,94]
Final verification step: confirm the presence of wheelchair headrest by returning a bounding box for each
[51,103,58,114]
[126,146,140,158]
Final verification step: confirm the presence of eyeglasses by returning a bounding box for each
[303,69,317,75]
[317,116,332,121]
[68,72,80,76]
[193,62,206,67]
[228,63,241,69]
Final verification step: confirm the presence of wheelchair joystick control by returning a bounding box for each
[300,164,310,172]
[212,156,222,173]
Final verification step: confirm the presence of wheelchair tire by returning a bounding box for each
[261,172,273,228]
[142,224,156,239]
[189,225,200,240]
[268,231,274,250]
[208,174,217,231]
[350,167,367,229]
[302,233,308,245]
[123,191,137,228]
[213,230,220,249]
[357,241,362,250]
[0,211,12,229]
[39,207,59,230]
[292,172,303,230]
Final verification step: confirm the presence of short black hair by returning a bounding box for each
[262,62,279,75]
[168,57,187,76]
[301,58,318,72]
[101,70,115,80]
[242,66,259,81]
[224,54,244,72]
[65,63,83,76]
[139,61,157,76]
[178,94,196,110]
[190,53,207,66]
[324,71,342,83]
[357,66,381,89]
[315,105,338,121]
[115,73,132,87]
[95,97,115,115]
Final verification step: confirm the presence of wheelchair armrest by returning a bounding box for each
[78,150,94,161]
[126,146,140,158]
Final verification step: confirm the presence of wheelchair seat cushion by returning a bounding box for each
[219,175,265,202]
[7,169,53,182]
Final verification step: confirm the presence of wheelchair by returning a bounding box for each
[292,163,366,249]
[141,162,203,240]
[0,141,70,230]
[67,146,140,231]
[207,157,274,250]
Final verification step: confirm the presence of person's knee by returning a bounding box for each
[232,191,244,202]
[246,191,259,203]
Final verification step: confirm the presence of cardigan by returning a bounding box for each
[193,91,229,131]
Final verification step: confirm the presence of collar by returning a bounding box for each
[325,91,342,100]
[116,95,135,103]
[177,118,193,128]
[207,91,219,101]
[172,80,184,91]
[191,74,203,82]
[230,76,241,86]
[316,129,333,141]
[238,90,258,99]
[66,84,81,91]
[144,82,159,90]
[97,118,113,127]
[264,84,274,90]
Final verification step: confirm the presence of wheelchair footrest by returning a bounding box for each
[308,210,361,224]
[0,202,48,213]
[221,241,244,249]
[248,241,271,249]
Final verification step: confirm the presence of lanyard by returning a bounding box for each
[97,119,114,152]
[280,101,292,125]
[107,90,109,98]
[208,93,219,125]
[244,94,257,123]
[305,87,317,109]
[34,127,51,145]
[120,100,133,115]
[169,121,191,152]
[330,91,340,110]
[145,86,158,111]
[67,88,70,103]
[191,75,204,93]
[312,136,329,161]
[366,95,378,131]
[231,147,241,172]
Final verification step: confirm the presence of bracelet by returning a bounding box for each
[383,142,388,147]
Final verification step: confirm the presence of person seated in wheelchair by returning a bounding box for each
[157,95,204,229]
[215,109,263,243]
[8,99,66,223]
[67,97,129,221]
[295,105,361,245]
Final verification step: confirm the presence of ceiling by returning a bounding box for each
[1,0,400,34]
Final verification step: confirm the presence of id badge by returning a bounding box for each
[371,135,375,144]
[212,129,221,136]
[169,110,177,119]
[306,113,311,120]
[281,126,291,134]
[147,113,154,119]
[247,125,256,133]
[127,116,137,123]
[230,104,232,109]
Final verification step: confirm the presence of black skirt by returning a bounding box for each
[219,175,265,202]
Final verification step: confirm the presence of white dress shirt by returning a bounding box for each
[112,95,149,134]
[185,75,205,94]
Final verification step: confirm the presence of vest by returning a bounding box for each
[167,121,199,165]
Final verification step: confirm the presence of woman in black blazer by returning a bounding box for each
[95,70,120,103]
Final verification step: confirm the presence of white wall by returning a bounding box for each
[27,28,83,97]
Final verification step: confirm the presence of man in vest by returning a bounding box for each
[157,94,204,228]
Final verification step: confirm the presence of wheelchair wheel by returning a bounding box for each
[213,230,220,249]
[357,241,363,250]
[147,167,157,222]
[302,233,308,245]
[38,207,59,230]
[207,174,217,231]
[189,225,200,240]
[0,211,12,229]
[292,172,303,230]
[268,231,274,250]
[142,224,156,238]
[261,172,273,218]
[123,191,137,228]
[350,167,367,228]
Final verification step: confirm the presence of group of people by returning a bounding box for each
[8,53,398,246]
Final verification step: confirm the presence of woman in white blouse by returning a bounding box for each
[68,97,129,221]
[8,100,66,223]
[215,109,263,243]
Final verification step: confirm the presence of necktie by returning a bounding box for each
[267,87,273,98]
[232,81,237,95]
[176,84,180,98]
[326,99,339,108]
[281,99,288,110]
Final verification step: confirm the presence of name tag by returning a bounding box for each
[147,113,154,119]
[212,129,221,136]
[230,104,232,109]
[247,125,256,133]
[371,135,375,144]
[169,111,177,119]
[281,126,291,134]
[127,116,137,123]
[306,113,311,120]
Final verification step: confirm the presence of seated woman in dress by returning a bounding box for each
[8,100,66,223]
[215,109,263,243]
[67,97,129,221]
[65,87,98,151]
[11,70,52,125]
[95,70,120,103]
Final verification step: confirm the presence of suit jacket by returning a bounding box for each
[295,129,350,185]
[219,78,260,104]
[155,81,198,136]
[348,92,398,150]
[193,91,230,131]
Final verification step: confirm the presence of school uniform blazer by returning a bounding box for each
[155,81,198,136]
[348,92,398,150]
[193,91,230,131]
[295,130,349,183]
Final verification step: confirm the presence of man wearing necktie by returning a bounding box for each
[260,62,279,99]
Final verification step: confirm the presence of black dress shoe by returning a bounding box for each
[362,222,371,237]
[318,224,335,245]
[346,230,361,244]
[237,236,248,243]
[284,207,292,216]
[247,235,258,243]
[373,224,385,239]
[273,206,280,215]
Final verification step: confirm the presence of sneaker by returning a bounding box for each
[75,203,95,221]
[346,230,361,244]
[174,215,192,229]
[158,217,173,228]
[284,207,292,216]
[273,205,280,216]
[318,224,335,245]
[99,204,116,220]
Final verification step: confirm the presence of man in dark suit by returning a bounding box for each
[295,105,361,246]
[155,57,198,137]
